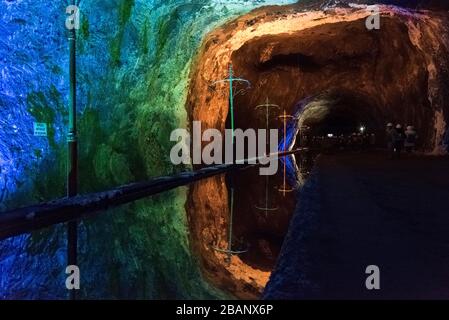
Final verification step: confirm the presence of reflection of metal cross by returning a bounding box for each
[278,111,298,197]
[256,98,280,154]
[211,64,251,142]
[212,188,248,265]
[210,65,250,265]
[255,98,280,215]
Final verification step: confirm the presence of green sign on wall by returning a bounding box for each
[33,122,48,137]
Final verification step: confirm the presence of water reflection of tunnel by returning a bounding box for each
[227,92,382,270]
[228,90,383,267]
[186,7,446,298]
[227,83,388,272]
[222,18,436,272]
[230,164,298,271]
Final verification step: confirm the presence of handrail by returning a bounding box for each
[0,150,302,241]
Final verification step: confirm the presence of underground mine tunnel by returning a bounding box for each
[187,0,449,299]
[1,0,449,301]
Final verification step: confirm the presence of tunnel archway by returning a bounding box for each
[296,91,383,137]
[186,4,449,299]
[284,90,386,151]
[228,16,437,150]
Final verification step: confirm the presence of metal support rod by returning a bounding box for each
[258,175,271,216]
[211,64,250,146]
[210,65,251,263]
[278,112,298,196]
[227,65,235,263]
[226,187,234,264]
[255,99,279,214]
[229,65,235,142]
[67,0,78,301]
[283,110,287,197]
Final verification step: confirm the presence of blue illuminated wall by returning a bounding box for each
[0,0,298,300]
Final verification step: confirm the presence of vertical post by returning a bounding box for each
[283,110,287,197]
[67,0,78,301]
[264,175,269,215]
[277,112,297,196]
[263,98,269,159]
[264,100,269,214]
[255,99,279,215]
[226,188,234,264]
[210,64,250,263]
[227,64,235,264]
[228,64,235,142]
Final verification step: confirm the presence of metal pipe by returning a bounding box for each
[67,0,78,300]
[0,150,301,242]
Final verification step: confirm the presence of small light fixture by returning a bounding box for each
[359,126,366,133]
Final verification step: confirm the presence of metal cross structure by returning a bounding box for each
[255,98,280,216]
[210,64,251,143]
[210,64,251,264]
[278,110,298,197]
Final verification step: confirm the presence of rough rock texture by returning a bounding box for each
[1,0,448,300]
[189,4,449,151]
[187,2,449,298]
[1,0,297,299]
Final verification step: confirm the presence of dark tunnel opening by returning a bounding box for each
[228,16,436,148]
[293,91,386,146]
[215,13,448,276]
[225,89,385,271]
[186,4,449,299]
[301,98,379,137]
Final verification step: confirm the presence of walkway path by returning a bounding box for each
[264,152,449,299]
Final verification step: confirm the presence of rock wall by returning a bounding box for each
[187,2,449,298]
[1,0,448,300]
[0,0,297,299]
